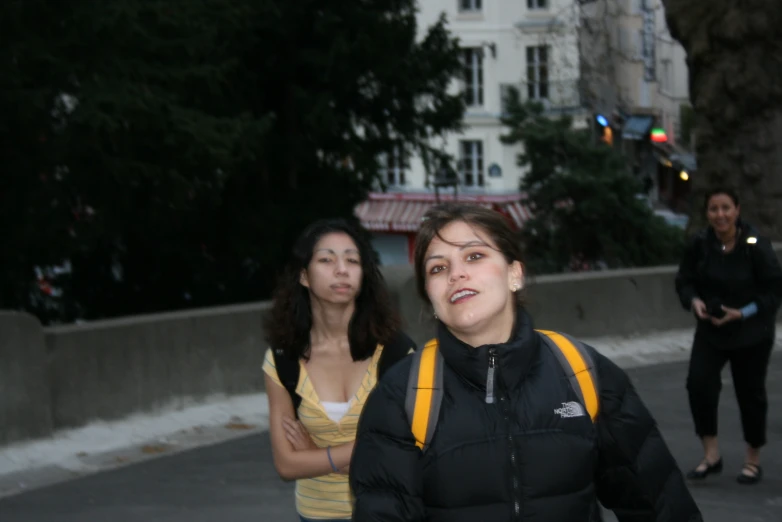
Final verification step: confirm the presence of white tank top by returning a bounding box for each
[321,401,351,423]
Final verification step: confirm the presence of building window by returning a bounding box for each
[462,48,483,106]
[660,59,672,93]
[380,146,408,186]
[459,141,484,187]
[526,46,549,100]
[527,0,548,9]
[459,0,482,11]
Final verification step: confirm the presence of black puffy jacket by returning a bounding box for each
[350,310,701,522]
[675,220,782,350]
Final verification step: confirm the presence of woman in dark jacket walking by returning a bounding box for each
[350,203,701,522]
[675,187,782,485]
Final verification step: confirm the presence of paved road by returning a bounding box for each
[1,355,780,522]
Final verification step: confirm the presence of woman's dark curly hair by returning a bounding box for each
[264,218,401,362]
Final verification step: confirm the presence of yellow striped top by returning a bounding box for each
[262,345,385,520]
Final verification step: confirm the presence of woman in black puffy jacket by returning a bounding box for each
[350,203,701,522]
[675,187,782,485]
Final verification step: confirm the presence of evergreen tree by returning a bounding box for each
[0,1,75,313]
[500,89,684,275]
[0,0,464,322]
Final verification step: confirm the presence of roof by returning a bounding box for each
[354,192,532,232]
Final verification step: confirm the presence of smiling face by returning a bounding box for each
[300,232,362,305]
[706,193,740,235]
[423,220,523,345]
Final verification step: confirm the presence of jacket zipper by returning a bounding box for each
[485,349,497,404]
[488,347,522,520]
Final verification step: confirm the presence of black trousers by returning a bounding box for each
[686,334,774,448]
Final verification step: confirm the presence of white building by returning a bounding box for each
[356,0,588,265]
[580,0,695,211]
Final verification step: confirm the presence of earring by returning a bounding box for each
[512,282,522,292]
[433,312,438,320]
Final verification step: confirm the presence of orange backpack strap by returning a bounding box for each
[536,330,599,422]
[405,338,444,452]
[404,332,598,454]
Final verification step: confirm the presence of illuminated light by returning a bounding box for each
[596,114,609,127]
[650,128,668,143]
[679,170,689,181]
[747,237,758,244]
[602,126,613,146]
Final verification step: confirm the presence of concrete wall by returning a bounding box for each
[389,243,782,341]
[0,263,726,446]
[0,312,52,445]
[388,264,691,345]
[45,302,270,431]
[529,266,691,336]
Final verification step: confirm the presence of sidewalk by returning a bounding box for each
[0,395,271,498]
[601,353,782,522]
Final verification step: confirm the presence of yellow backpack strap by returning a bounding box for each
[405,338,444,452]
[536,330,599,422]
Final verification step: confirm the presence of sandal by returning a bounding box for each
[736,463,763,485]
[686,458,723,480]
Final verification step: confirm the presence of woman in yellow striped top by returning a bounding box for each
[262,218,413,521]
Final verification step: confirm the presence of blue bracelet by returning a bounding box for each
[326,446,339,472]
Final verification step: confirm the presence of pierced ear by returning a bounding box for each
[509,260,524,288]
[299,269,310,288]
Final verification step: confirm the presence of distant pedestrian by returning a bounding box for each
[350,203,701,521]
[675,187,782,485]
[262,218,415,522]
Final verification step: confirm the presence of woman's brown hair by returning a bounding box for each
[413,203,525,305]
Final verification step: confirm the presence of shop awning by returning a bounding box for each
[670,152,697,172]
[354,193,533,232]
[621,115,655,140]
[652,141,698,172]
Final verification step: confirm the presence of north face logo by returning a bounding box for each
[554,401,585,418]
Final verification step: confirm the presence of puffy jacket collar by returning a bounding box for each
[705,218,758,251]
[436,308,540,393]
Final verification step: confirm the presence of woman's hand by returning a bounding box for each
[691,298,709,320]
[282,416,318,451]
[333,441,354,474]
[711,306,742,326]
